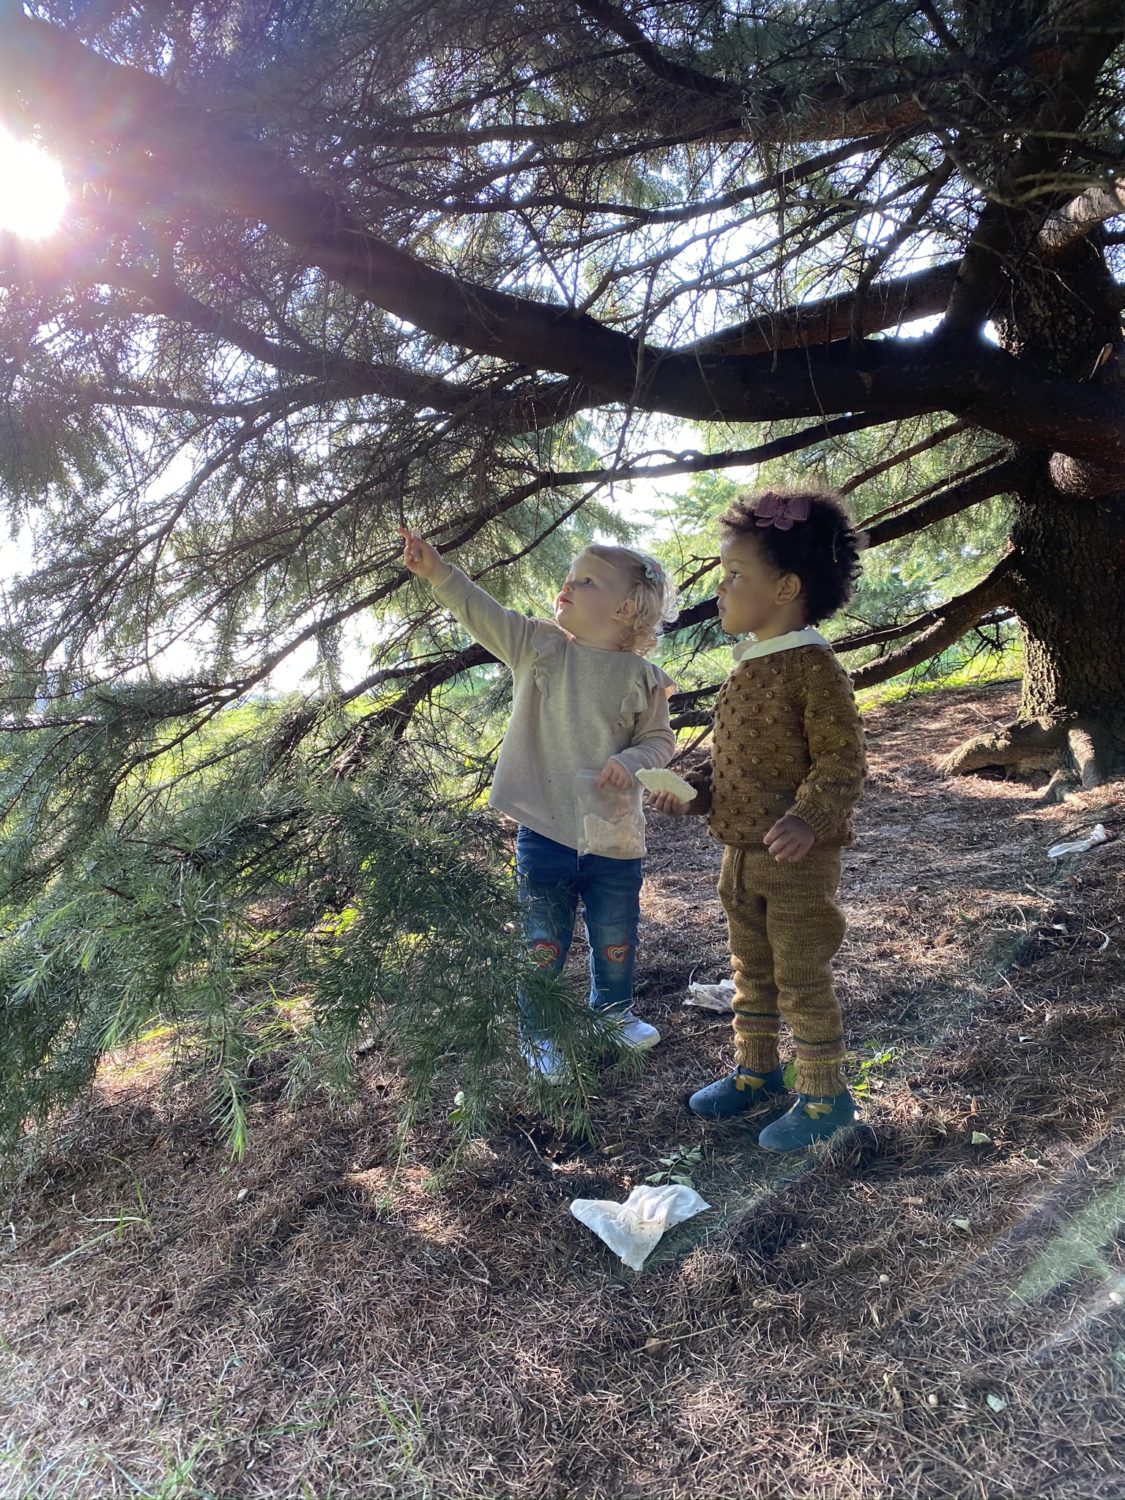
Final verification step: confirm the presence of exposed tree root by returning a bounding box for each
[937,716,1063,777]
[939,715,1124,798]
[1067,721,1123,789]
[1037,766,1081,805]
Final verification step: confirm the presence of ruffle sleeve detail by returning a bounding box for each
[617,661,675,728]
[528,621,568,704]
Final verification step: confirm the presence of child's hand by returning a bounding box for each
[594,757,633,791]
[398,526,451,585]
[763,814,815,863]
[647,789,691,817]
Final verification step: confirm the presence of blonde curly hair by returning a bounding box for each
[585,544,679,656]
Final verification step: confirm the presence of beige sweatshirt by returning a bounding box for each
[433,567,676,850]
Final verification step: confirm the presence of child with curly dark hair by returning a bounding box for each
[650,486,867,1150]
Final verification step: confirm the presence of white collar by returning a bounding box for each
[731,627,831,663]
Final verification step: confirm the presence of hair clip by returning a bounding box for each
[641,557,664,584]
[754,493,811,531]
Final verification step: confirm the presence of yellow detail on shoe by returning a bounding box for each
[734,1073,766,1092]
[803,1101,833,1118]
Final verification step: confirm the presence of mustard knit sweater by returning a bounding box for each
[688,641,866,848]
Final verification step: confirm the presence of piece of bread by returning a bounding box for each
[635,768,695,802]
[581,812,645,859]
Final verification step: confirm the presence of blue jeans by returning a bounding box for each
[515,826,643,1028]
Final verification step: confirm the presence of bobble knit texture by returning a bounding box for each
[689,644,866,1099]
[688,646,865,847]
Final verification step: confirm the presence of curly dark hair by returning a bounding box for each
[719,486,864,626]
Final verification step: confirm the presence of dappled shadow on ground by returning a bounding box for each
[3,682,1124,1499]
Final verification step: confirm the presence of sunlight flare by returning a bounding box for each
[0,130,67,239]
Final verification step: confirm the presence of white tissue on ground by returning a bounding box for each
[569,1183,711,1270]
[1046,823,1108,859]
[683,978,736,1012]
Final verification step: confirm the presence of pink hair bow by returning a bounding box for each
[754,493,810,530]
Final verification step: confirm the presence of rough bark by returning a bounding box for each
[943,231,1125,784]
[1008,477,1125,770]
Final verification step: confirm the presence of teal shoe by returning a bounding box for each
[688,1066,785,1120]
[757,1090,857,1152]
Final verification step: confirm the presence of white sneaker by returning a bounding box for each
[610,1011,661,1051]
[520,1036,568,1084]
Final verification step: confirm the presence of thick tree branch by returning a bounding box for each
[573,0,740,101]
[1039,177,1125,259]
[684,261,960,358]
[833,606,1014,656]
[5,13,1125,475]
[664,596,719,635]
[339,642,496,754]
[862,454,1027,548]
[848,555,1015,689]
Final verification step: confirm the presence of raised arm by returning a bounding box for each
[399,527,539,669]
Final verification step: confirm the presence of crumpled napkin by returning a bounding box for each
[570,1183,711,1270]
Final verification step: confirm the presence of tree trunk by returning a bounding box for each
[943,230,1125,786]
[1010,477,1125,776]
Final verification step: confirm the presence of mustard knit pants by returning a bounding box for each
[718,844,848,1098]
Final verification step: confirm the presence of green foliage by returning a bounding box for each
[856,637,1023,710]
[0,409,1025,1157]
[0,698,609,1157]
[650,416,1019,692]
[850,1048,896,1100]
[10,0,1111,1155]
[645,1144,705,1187]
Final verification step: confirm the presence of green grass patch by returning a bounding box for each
[856,639,1022,711]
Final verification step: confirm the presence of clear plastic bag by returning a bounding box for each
[1046,823,1108,859]
[575,768,646,859]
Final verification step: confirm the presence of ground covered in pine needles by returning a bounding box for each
[3,680,1124,1500]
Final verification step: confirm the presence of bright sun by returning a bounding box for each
[0,131,67,240]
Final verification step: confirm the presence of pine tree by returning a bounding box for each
[0,0,1123,1144]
